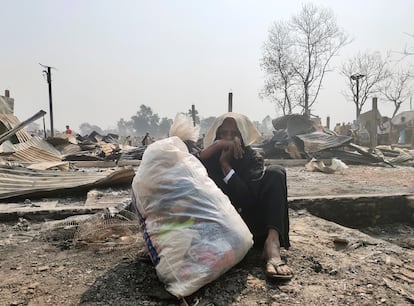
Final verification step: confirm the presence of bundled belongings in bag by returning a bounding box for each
[131,134,253,298]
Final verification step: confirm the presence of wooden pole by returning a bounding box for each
[191,104,196,127]
[370,97,378,150]
[228,92,233,112]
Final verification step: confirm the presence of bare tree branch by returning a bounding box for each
[341,51,390,120]
[379,69,413,117]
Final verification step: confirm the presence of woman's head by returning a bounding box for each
[203,112,262,148]
[216,117,242,142]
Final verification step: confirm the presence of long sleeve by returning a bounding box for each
[200,146,264,211]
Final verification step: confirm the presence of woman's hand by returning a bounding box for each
[232,136,243,159]
[218,137,243,175]
[199,137,244,162]
[217,138,243,157]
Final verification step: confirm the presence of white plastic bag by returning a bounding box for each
[131,136,253,298]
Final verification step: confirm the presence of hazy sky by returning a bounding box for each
[1,0,414,132]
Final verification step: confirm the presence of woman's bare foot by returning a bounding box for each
[263,229,293,279]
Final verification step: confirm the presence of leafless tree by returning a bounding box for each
[341,51,390,120]
[261,22,298,115]
[379,69,413,118]
[261,3,350,116]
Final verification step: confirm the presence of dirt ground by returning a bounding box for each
[0,164,413,306]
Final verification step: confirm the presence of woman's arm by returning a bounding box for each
[198,140,227,160]
[224,147,263,211]
[199,138,244,175]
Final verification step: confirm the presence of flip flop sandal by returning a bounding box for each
[265,259,294,280]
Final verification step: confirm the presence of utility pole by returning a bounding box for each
[40,63,56,137]
[191,104,196,127]
[351,73,365,120]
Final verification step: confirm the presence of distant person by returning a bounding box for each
[339,122,347,135]
[333,123,341,134]
[65,125,72,135]
[377,117,390,145]
[142,132,152,146]
[397,116,408,144]
[126,135,132,146]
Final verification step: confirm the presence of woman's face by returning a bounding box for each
[218,118,241,141]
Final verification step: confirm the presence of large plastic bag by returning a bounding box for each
[131,136,253,298]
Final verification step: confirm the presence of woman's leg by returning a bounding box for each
[242,165,289,248]
[264,228,293,278]
[240,165,293,278]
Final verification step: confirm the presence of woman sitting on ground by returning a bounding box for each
[197,112,293,280]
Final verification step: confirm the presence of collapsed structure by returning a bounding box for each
[0,90,413,200]
[0,90,135,200]
[257,113,413,167]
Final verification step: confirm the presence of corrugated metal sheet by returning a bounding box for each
[26,161,70,171]
[98,141,118,156]
[11,146,61,162]
[60,143,82,155]
[0,114,32,143]
[12,136,61,154]
[1,136,62,162]
[296,132,352,153]
[0,164,135,200]
[313,149,374,165]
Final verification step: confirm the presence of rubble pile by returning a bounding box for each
[257,114,414,167]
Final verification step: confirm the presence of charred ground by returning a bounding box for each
[0,165,413,306]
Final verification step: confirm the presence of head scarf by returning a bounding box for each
[203,112,262,148]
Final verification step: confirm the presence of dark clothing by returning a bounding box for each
[142,135,150,146]
[200,146,290,248]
